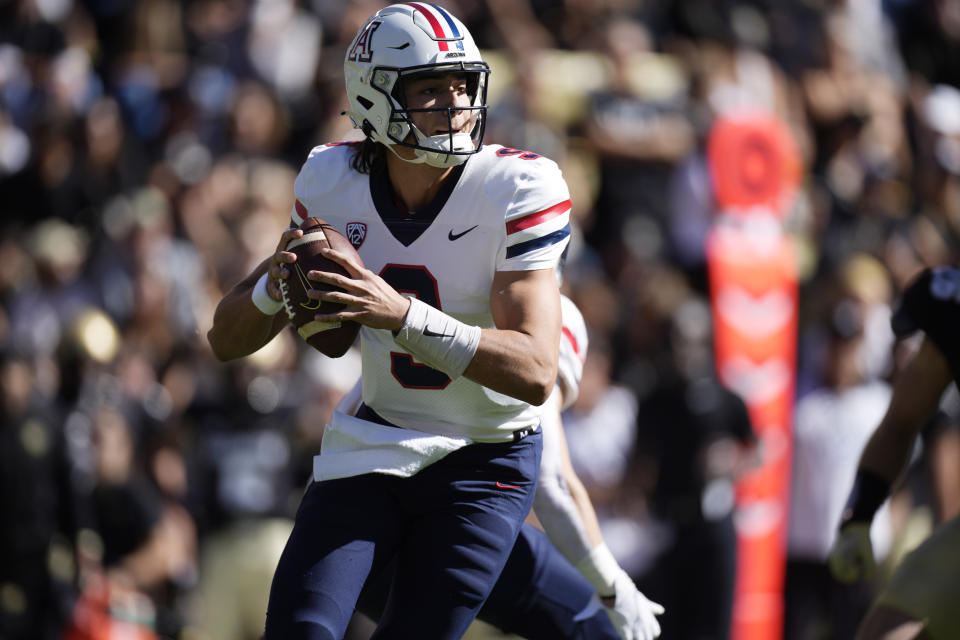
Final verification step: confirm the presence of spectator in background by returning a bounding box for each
[582,17,694,278]
[0,349,78,640]
[563,328,638,506]
[5,219,98,359]
[886,0,960,90]
[85,400,196,638]
[908,83,960,259]
[785,297,893,640]
[630,297,758,640]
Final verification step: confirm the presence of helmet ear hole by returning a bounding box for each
[391,82,406,108]
[357,95,374,110]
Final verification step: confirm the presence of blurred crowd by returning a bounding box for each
[1,0,960,639]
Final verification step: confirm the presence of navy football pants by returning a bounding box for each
[264,432,541,640]
[480,524,620,639]
[359,523,620,639]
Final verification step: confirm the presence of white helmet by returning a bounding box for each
[343,3,490,168]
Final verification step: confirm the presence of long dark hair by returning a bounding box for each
[349,137,386,175]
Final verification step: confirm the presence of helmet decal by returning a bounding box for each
[348,21,381,63]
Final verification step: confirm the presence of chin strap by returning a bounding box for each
[383,133,467,168]
[402,127,471,168]
[341,109,470,169]
[386,142,429,165]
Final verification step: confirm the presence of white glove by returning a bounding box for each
[828,522,875,583]
[603,569,664,640]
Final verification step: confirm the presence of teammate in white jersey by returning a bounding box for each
[207,4,570,638]
[532,295,663,639]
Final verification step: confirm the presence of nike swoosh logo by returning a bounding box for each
[448,225,479,241]
[495,481,522,489]
[423,326,455,338]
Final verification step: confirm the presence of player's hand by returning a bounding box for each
[828,522,875,583]
[603,570,664,640]
[267,227,303,300]
[307,247,411,331]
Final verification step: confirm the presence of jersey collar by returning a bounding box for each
[369,160,467,246]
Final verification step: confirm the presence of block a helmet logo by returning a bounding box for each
[348,20,380,63]
[346,222,367,249]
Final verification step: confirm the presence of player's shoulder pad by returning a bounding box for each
[479,145,571,224]
[292,142,358,225]
[891,266,960,339]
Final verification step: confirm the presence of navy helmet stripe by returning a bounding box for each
[430,4,461,37]
[505,224,570,259]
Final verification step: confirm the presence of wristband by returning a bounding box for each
[575,542,621,598]
[392,297,481,379]
[839,469,890,528]
[251,272,283,316]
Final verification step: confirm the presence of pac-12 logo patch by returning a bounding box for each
[346,222,367,249]
[348,21,380,63]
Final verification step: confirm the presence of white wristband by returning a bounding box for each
[251,272,283,316]
[575,542,621,597]
[393,297,481,379]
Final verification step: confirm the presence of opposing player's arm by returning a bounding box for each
[207,227,302,361]
[858,336,953,486]
[463,267,560,405]
[830,336,953,583]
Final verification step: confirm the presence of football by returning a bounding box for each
[279,217,362,357]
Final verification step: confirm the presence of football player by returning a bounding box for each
[828,265,960,640]
[209,4,571,638]
[349,293,663,639]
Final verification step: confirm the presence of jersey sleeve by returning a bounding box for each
[557,294,588,410]
[494,154,572,271]
[289,143,357,227]
[891,266,960,379]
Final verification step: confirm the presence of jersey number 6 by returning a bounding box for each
[380,264,452,390]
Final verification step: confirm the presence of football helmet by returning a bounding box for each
[343,3,489,168]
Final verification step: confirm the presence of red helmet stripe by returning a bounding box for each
[405,2,450,51]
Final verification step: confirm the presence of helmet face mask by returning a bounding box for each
[344,4,490,168]
[384,63,488,159]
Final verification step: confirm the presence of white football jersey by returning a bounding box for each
[557,294,588,410]
[291,143,571,442]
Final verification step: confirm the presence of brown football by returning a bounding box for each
[278,217,362,357]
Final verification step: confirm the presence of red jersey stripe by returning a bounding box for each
[506,200,571,235]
